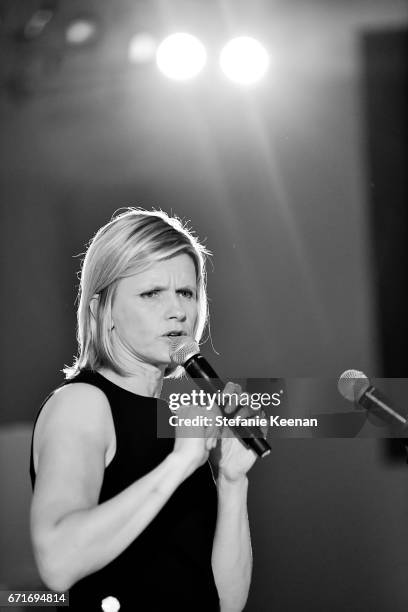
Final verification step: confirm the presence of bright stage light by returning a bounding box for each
[156,33,207,81]
[220,37,269,85]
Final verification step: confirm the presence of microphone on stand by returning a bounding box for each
[169,337,271,458]
[337,369,408,428]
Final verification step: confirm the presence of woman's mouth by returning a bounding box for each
[162,331,186,338]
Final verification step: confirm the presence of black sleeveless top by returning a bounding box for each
[29,370,220,611]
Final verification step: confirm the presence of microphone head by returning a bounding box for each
[338,369,370,402]
[169,336,199,365]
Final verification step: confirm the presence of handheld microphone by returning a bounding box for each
[337,369,408,428]
[169,337,271,458]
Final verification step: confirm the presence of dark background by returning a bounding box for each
[0,1,407,610]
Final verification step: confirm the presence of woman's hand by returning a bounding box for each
[211,382,269,483]
[171,402,218,479]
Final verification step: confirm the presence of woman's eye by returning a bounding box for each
[141,290,160,298]
[178,289,195,299]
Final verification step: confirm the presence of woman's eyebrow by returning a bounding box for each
[177,284,197,292]
[140,284,166,290]
[138,282,196,291]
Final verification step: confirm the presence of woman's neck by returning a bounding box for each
[97,365,164,398]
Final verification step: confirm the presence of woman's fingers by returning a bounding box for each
[221,384,269,438]
[223,382,243,414]
[205,436,217,451]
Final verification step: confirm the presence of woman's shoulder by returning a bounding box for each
[40,377,112,419]
[33,378,116,473]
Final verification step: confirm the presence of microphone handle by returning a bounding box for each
[358,386,408,427]
[183,354,271,458]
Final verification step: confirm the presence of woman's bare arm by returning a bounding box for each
[30,384,205,592]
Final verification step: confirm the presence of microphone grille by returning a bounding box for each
[169,336,199,365]
[337,369,370,402]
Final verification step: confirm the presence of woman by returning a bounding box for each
[30,208,261,611]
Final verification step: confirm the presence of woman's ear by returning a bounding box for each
[90,292,114,330]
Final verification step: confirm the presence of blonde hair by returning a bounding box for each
[63,208,210,379]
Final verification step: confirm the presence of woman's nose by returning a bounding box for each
[166,294,187,320]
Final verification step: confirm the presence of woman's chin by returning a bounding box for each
[145,351,173,370]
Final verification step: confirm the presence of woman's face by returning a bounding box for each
[110,253,198,370]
